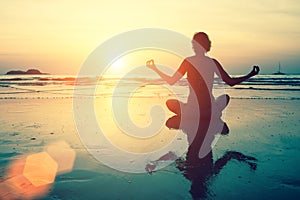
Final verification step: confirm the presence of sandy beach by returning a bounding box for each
[0,97,299,199]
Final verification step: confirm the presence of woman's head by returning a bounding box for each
[192,32,211,53]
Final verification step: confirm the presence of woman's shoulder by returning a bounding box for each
[186,55,215,60]
[185,55,215,65]
[184,56,198,65]
[185,55,196,61]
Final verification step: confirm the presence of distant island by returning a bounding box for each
[5,69,49,75]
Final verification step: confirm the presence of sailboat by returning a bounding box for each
[273,62,285,75]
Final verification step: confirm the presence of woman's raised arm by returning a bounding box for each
[146,59,187,85]
[213,59,260,86]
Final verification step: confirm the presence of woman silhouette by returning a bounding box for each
[146,32,259,160]
[146,32,259,199]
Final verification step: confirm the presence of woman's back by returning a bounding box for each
[184,55,217,104]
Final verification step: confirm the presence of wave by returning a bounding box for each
[1,75,300,86]
[0,96,299,101]
[231,97,300,100]
[243,76,300,86]
[233,87,300,91]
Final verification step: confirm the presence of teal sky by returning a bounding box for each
[0,0,299,75]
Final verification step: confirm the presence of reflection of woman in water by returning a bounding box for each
[146,32,259,199]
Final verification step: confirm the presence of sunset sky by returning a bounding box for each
[0,0,299,75]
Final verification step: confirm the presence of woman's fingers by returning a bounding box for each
[254,66,260,74]
[251,66,260,75]
[146,59,155,67]
[249,66,260,77]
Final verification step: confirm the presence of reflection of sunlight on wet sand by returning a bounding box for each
[128,85,172,128]
[93,48,187,154]
[95,82,180,153]
[0,141,76,199]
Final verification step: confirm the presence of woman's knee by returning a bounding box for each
[166,99,181,114]
[166,99,179,108]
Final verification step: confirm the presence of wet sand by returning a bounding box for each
[0,98,299,199]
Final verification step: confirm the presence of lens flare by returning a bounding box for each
[23,152,58,187]
[0,141,75,199]
[5,155,52,199]
[45,140,76,174]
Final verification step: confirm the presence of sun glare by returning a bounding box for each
[111,57,124,70]
[103,49,183,78]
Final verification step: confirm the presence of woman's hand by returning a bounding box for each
[146,59,157,71]
[249,66,260,77]
[145,162,156,174]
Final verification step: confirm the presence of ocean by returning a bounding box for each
[0,74,300,100]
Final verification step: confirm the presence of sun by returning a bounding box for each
[103,57,128,77]
[110,57,124,70]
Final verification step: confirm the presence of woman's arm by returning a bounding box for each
[146,59,187,85]
[145,151,178,173]
[213,59,260,86]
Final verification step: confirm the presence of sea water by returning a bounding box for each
[1,74,300,100]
